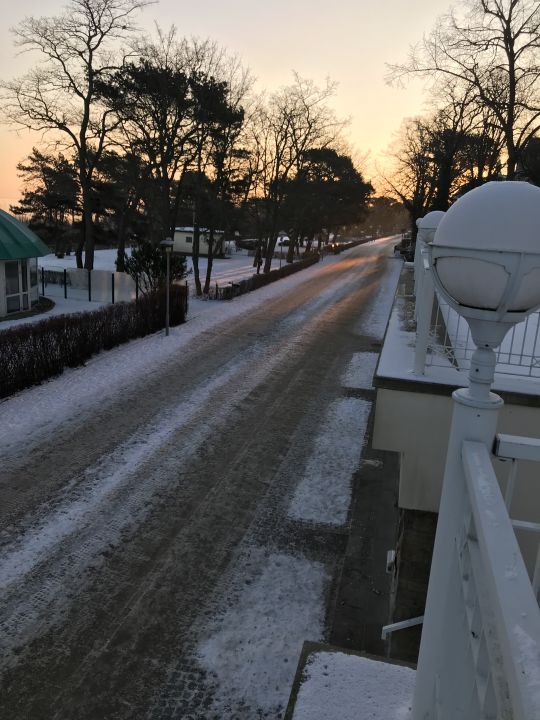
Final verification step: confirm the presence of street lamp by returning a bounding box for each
[160,236,174,337]
[414,181,540,717]
[278,230,287,269]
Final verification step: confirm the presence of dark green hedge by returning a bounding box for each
[0,286,188,399]
[215,252,321,299]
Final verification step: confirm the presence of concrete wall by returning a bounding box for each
[373,386,540,574]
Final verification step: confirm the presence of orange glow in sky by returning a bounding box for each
[0,0,453,210]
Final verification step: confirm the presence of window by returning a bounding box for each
[5,262,19,295]
[186,236,193,243]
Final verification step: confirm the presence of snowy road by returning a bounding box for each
[0,238,401,719]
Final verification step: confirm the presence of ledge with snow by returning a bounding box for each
[284,642,415,720]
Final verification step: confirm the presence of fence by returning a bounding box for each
[414,253,540,378]
[413,437,540,719]
[39,266,138,304]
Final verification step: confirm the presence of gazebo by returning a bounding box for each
[0,209,50,317]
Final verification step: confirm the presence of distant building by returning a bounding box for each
[173,227,225,257]
[0,210,49,317]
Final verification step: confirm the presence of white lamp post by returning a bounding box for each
[160,237,174,337]
[413,181,540,718]
[278,230,287,268]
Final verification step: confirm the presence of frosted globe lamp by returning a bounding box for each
[414,211,445,293]
[430,182,540,350]
[417,210,446,245]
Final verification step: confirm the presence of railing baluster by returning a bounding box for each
[530,313,540,377]
[462,441,540,720]
[417,282,540,378]
[532,544,540,600]
[504,459,518,510]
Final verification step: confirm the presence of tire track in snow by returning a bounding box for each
[0,270,377,669]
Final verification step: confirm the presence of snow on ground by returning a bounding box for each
[287,398,372,526]
[1,248,297,331]
[0,240,398,457]
[1,295,105,330]
[38,246,284,279]
[291,651,415,720]
[0,349,259,591]
[1,235,402,712]
[197,547,328,717]
[1,292,355,661]
[38,248,131,272]
[341,352,379,390]
[354,257,402,340]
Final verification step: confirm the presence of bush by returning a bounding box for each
[0,285,188,399]
[122,240,188,295]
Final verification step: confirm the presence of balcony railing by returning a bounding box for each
[410,244,540,719]
[413,436,540,719]
[414,252,540,378]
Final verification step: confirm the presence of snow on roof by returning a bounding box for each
[174,227,224,234]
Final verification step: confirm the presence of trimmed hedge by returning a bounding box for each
[0,285,188,399]
[213,252,321,299]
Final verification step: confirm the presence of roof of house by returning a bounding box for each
[0,210,50,261]
[174,227,224,234]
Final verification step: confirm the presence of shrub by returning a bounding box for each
[0,285,188,399]
[122,240,188,295]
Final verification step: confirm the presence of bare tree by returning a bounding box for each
[247,74,346,272]
[380,93,502,235]
[1,0,148,269]
[379,117,438,236]
[389,0,540,178]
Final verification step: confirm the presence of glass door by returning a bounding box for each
[5,260,29,313]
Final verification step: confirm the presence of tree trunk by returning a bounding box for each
[81,184,94,270]
[193,223,202,297]
[115,211,127,272]
[506,146,517,180]
[203,229,215,295]
[263,235,277,273]
[75,226,85,269]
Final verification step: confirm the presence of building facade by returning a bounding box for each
[173,227,225,257]
[0,210,49,318]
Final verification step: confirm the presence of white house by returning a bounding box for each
[173,227,225,257]
[0,210,49,318]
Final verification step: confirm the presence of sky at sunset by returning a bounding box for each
[0,0,453,210]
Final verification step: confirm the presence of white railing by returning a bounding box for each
[414,436,540,719]
[413,258,540,379]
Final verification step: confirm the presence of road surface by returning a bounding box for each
[0,238,400,719]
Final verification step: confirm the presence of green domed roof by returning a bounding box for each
[0,209,50,261]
